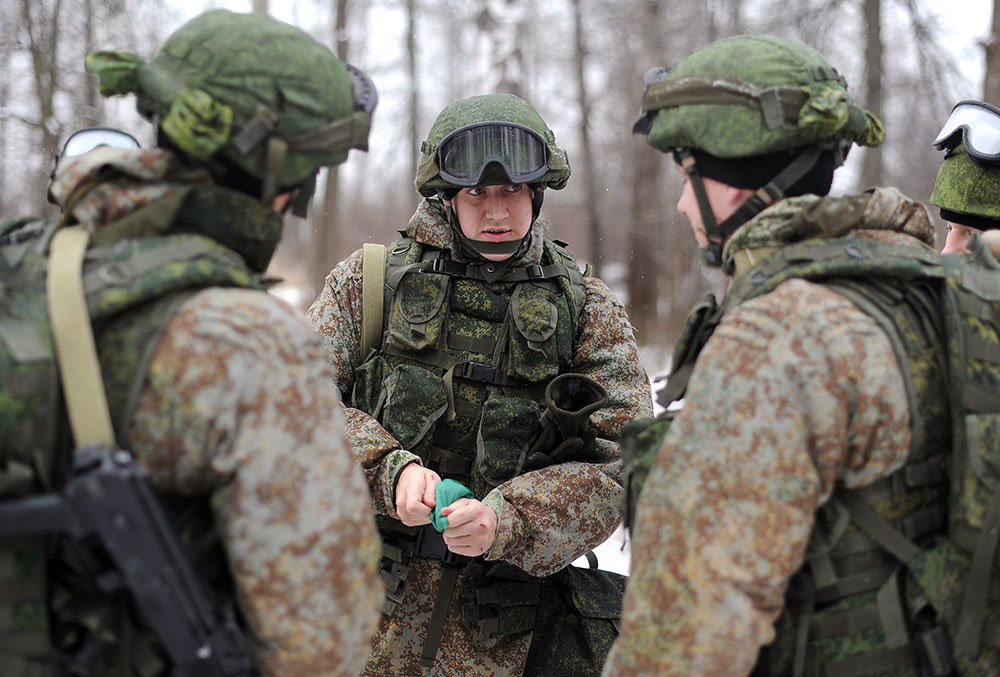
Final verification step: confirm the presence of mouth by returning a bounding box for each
[480,227,511,242]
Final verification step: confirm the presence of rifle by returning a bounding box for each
[0,445,255,677]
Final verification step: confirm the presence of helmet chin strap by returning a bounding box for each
[676,145,826,267]
[441,186,543,262]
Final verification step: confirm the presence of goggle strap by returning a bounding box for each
[286,111,373,153]
[262,136,287,203]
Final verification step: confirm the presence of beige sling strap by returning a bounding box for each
[46,225,115,447]
[361,242,387,358]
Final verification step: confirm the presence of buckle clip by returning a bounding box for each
[526,264,544,279]
[459,361,496,383]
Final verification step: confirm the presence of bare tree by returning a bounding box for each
[626,0,666,345]
[986,0,1000,102]
[859,0,884,189]
[311,0,351,296]
[571,0,603,275]
[406,0,420,184]
[252,0,269,14]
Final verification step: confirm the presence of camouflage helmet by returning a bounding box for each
[929,144,1000,226]
[415,94,570,197]
[634,35,884,159]
[85,10,376,197]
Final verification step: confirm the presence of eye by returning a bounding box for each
[505,184,525,193]
[465,187,484,196]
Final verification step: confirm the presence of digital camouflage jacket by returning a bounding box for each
[307,198,652,675]
[606,187,970,676]
[25,148,382,676]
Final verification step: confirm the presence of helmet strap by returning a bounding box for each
[441,194,533,261]
[261,136,288,204]
[678,144,826,267]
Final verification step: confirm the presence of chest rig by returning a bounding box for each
[353,236,587,660]
[652,231,1000,677]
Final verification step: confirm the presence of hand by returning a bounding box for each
[441,499,498,557]
[395,463,440,526]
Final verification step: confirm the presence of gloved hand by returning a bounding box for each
[524,373,608,471]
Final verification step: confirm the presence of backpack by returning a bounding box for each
[0,218,260,675]
[620,230,1000,674]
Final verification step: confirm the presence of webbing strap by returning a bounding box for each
[361,243,387,358]
[0,655,62,677]
[838,493,921,563]
[419,564,462,668]
[954,491,1000,656]
[46,225,115,447]
[820,645,918,675]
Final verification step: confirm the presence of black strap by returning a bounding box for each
[420,564,462,668]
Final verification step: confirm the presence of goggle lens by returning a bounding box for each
[932,101,1000,161]
[438,123,547,186]
[61,128,141,158]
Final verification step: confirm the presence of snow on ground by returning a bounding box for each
[572,526,631,575]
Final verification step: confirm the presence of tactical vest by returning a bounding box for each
[0,211,261,675]
[353,235,587,624]
[623,230,1000,676]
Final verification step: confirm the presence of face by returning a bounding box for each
[942,222,977,254]
[675,165,753,247]
[452,183,534,261]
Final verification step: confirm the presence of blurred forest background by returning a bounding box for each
[3,0,999,373]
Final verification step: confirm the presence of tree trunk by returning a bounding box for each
[311,0,350,296]
[22,0,63,214]
[859,0,883,189]
[985,0,1000,103]
[627,0,665,345]
[571,0,603,275]
[82,0,98,125]
[252,0,268,14]
[406,0,419,186]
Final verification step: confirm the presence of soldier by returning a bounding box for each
[929,100,1000,254]
[0,10,381,676]
[307,93,652,675]
[607,36,1000,675]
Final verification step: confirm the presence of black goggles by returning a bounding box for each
[932,100,1000,162]
[437,122,548,186]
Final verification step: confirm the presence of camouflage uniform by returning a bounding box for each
[606,36,989,676]
[45,145,382,677]
[0,10,382,676]
[307,197,651,675]
[604,187,936,675]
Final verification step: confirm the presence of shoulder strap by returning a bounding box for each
[361,242,387,359]
[46,225,115,448]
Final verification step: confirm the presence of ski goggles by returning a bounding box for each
[51,127,141,178]
[437,122,548,186]
[932,100,1000,162]
[61,127,140,158]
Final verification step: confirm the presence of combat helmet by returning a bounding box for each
[85,9,377,214]
[633,35,884,266]
[415,93,571,259]
[929,101,1000,231]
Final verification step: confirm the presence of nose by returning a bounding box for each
[676,183,690,218]
[484,190,508,220]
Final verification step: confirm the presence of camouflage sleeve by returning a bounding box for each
[305,250,417,517]
[603,280,913,676]
[484,277,652,576]
[127,288,382,677]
